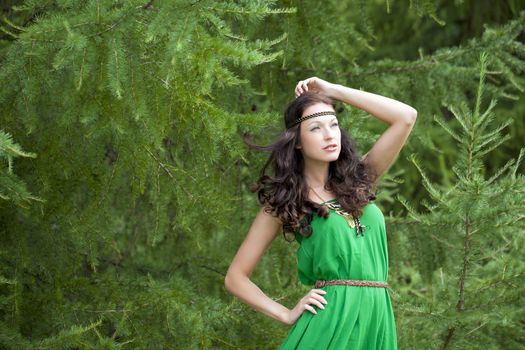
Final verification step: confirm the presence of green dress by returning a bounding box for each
[279,199,398,350]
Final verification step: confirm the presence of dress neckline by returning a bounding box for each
[320,198,337,204]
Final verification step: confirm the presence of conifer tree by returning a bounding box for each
[393,52,525,350]
[0,1,295,348]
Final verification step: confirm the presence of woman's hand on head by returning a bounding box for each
[294,77,335,98]
[283,288,328,325]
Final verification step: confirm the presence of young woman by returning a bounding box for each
[224,76,417,349]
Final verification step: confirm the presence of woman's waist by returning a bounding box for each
[314,278,389,289]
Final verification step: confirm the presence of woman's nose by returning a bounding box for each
[324,128,336,139]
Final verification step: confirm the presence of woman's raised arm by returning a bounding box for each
[328,83,417,183]
[295,76,417,184]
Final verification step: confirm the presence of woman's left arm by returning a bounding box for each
[328,83,418,183]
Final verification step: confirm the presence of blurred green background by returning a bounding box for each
[0,1,524,349]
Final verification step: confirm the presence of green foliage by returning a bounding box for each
[0,0,523,349]
[394,53,525,349]
[0,130,42,207]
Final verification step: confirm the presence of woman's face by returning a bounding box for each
[296,102,341,163]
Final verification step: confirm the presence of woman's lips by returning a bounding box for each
[323,145,338,151]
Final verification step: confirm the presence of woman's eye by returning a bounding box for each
[310,123,338,131]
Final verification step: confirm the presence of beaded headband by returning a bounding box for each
[286,110,337,129]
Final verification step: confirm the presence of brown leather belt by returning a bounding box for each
[314,279,389,288]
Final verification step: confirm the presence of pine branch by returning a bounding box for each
[143,145,195,200]
[456,214,472,312]
[0,130,42,206]
[142,0,155,10]
[441,325,456,350]
[34,319,105,349]
[285,12,525,99]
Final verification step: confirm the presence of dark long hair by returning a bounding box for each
[245,91,377,242]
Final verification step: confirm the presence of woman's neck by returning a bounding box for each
[303,160,330,189]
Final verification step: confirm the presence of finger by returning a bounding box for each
[306,77,314,86]
[313,289,327,294]
[310,293,328,305]
[304,304,317,315]
[302,81,309,92]
[308,297,325,310]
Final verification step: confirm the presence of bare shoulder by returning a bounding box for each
[225,204,283,278]
[256,204,284,238]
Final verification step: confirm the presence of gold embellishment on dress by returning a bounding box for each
[326,202,355,228]
[308,186,366,237]
[326,201,366,237]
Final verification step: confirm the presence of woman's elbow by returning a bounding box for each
[224,274,233,293]
[409,108,418,123]
[225,269,250,295]
[224,271,241,293]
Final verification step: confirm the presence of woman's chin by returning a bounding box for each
[317,154,340,162]
[325,151,340,160]
[304,152,340,163]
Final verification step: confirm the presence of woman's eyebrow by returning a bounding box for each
[307,117,338,126]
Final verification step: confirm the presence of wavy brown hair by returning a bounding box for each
[245,91,377,242]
